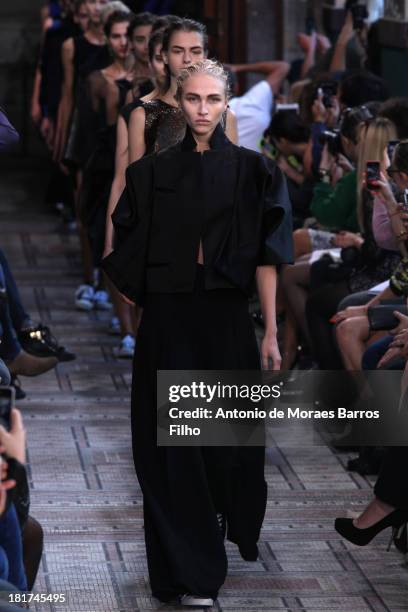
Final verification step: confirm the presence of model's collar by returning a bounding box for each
[180,122,231,152]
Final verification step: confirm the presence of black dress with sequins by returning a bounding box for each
[143,99,186,153]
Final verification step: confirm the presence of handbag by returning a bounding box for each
[367,304,408,331]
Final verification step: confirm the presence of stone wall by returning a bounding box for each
[0,1,44,157]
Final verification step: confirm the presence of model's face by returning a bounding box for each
[150,43,166,87]
[86,0,108,26]
[75,2,89,32]
[108,21,130,60]
[163,31,206,78]
[131,25,152,64]
[180,74,227,139]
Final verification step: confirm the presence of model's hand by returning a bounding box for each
[261,331,281,370]
[102,243,113,260]
[0,409,26,464]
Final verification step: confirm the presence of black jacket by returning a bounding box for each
[102,124,293,305]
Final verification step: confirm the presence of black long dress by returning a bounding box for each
[103,124,294,601]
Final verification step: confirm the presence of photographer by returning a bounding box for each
[265,110,314,228]
[298,105,370,258]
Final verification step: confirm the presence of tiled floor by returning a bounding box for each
[1,166,408,611]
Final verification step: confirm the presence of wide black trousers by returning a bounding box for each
[374,447,408,509]
[131,265,267,601]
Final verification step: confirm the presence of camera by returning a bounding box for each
[346,0,369,31]
[319,129,343,157]
[402,189,408,211]
[316,81,337,108]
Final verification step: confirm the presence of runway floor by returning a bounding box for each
[2,164,408,611]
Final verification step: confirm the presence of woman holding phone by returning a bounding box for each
[103,59,293,607]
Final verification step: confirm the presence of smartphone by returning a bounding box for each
[387,140,400,163]
[402,189,408,212]
[317,82,337,108]
[0,387,14,431]
[366,161,381,190]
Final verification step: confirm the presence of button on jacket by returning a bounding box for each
[102,123,294,306]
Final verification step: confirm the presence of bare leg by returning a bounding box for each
[281,260,311,340]
[105,275,137,336]
[335,316,370,370]
[281,307,299,370]
[293,228,312,260]
[78,222,95,285]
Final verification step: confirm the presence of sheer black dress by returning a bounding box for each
[103,124,294,602]
[79,70,132,265]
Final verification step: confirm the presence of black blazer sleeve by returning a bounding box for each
[102,156,154,305]
[258,160,294,266]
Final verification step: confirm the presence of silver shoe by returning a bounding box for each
[180,594,214,607]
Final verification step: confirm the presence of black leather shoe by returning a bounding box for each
[19,325,76,362]
[238,542,259,561]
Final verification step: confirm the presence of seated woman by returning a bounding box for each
[334,139,408,370]
[335,353,408,551]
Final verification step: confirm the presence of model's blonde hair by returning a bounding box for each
[357,117,397,229]
[175,59,230,101]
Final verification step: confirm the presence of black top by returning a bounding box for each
[84,74,133,173]
[143,99,186,154]
[102,123,294,305]
[74,36,111,80]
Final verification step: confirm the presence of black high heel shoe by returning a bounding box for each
[335,509,408,549]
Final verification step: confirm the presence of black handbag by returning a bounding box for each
[367,304,408,331]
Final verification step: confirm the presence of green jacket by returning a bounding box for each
[310,170,358,232]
